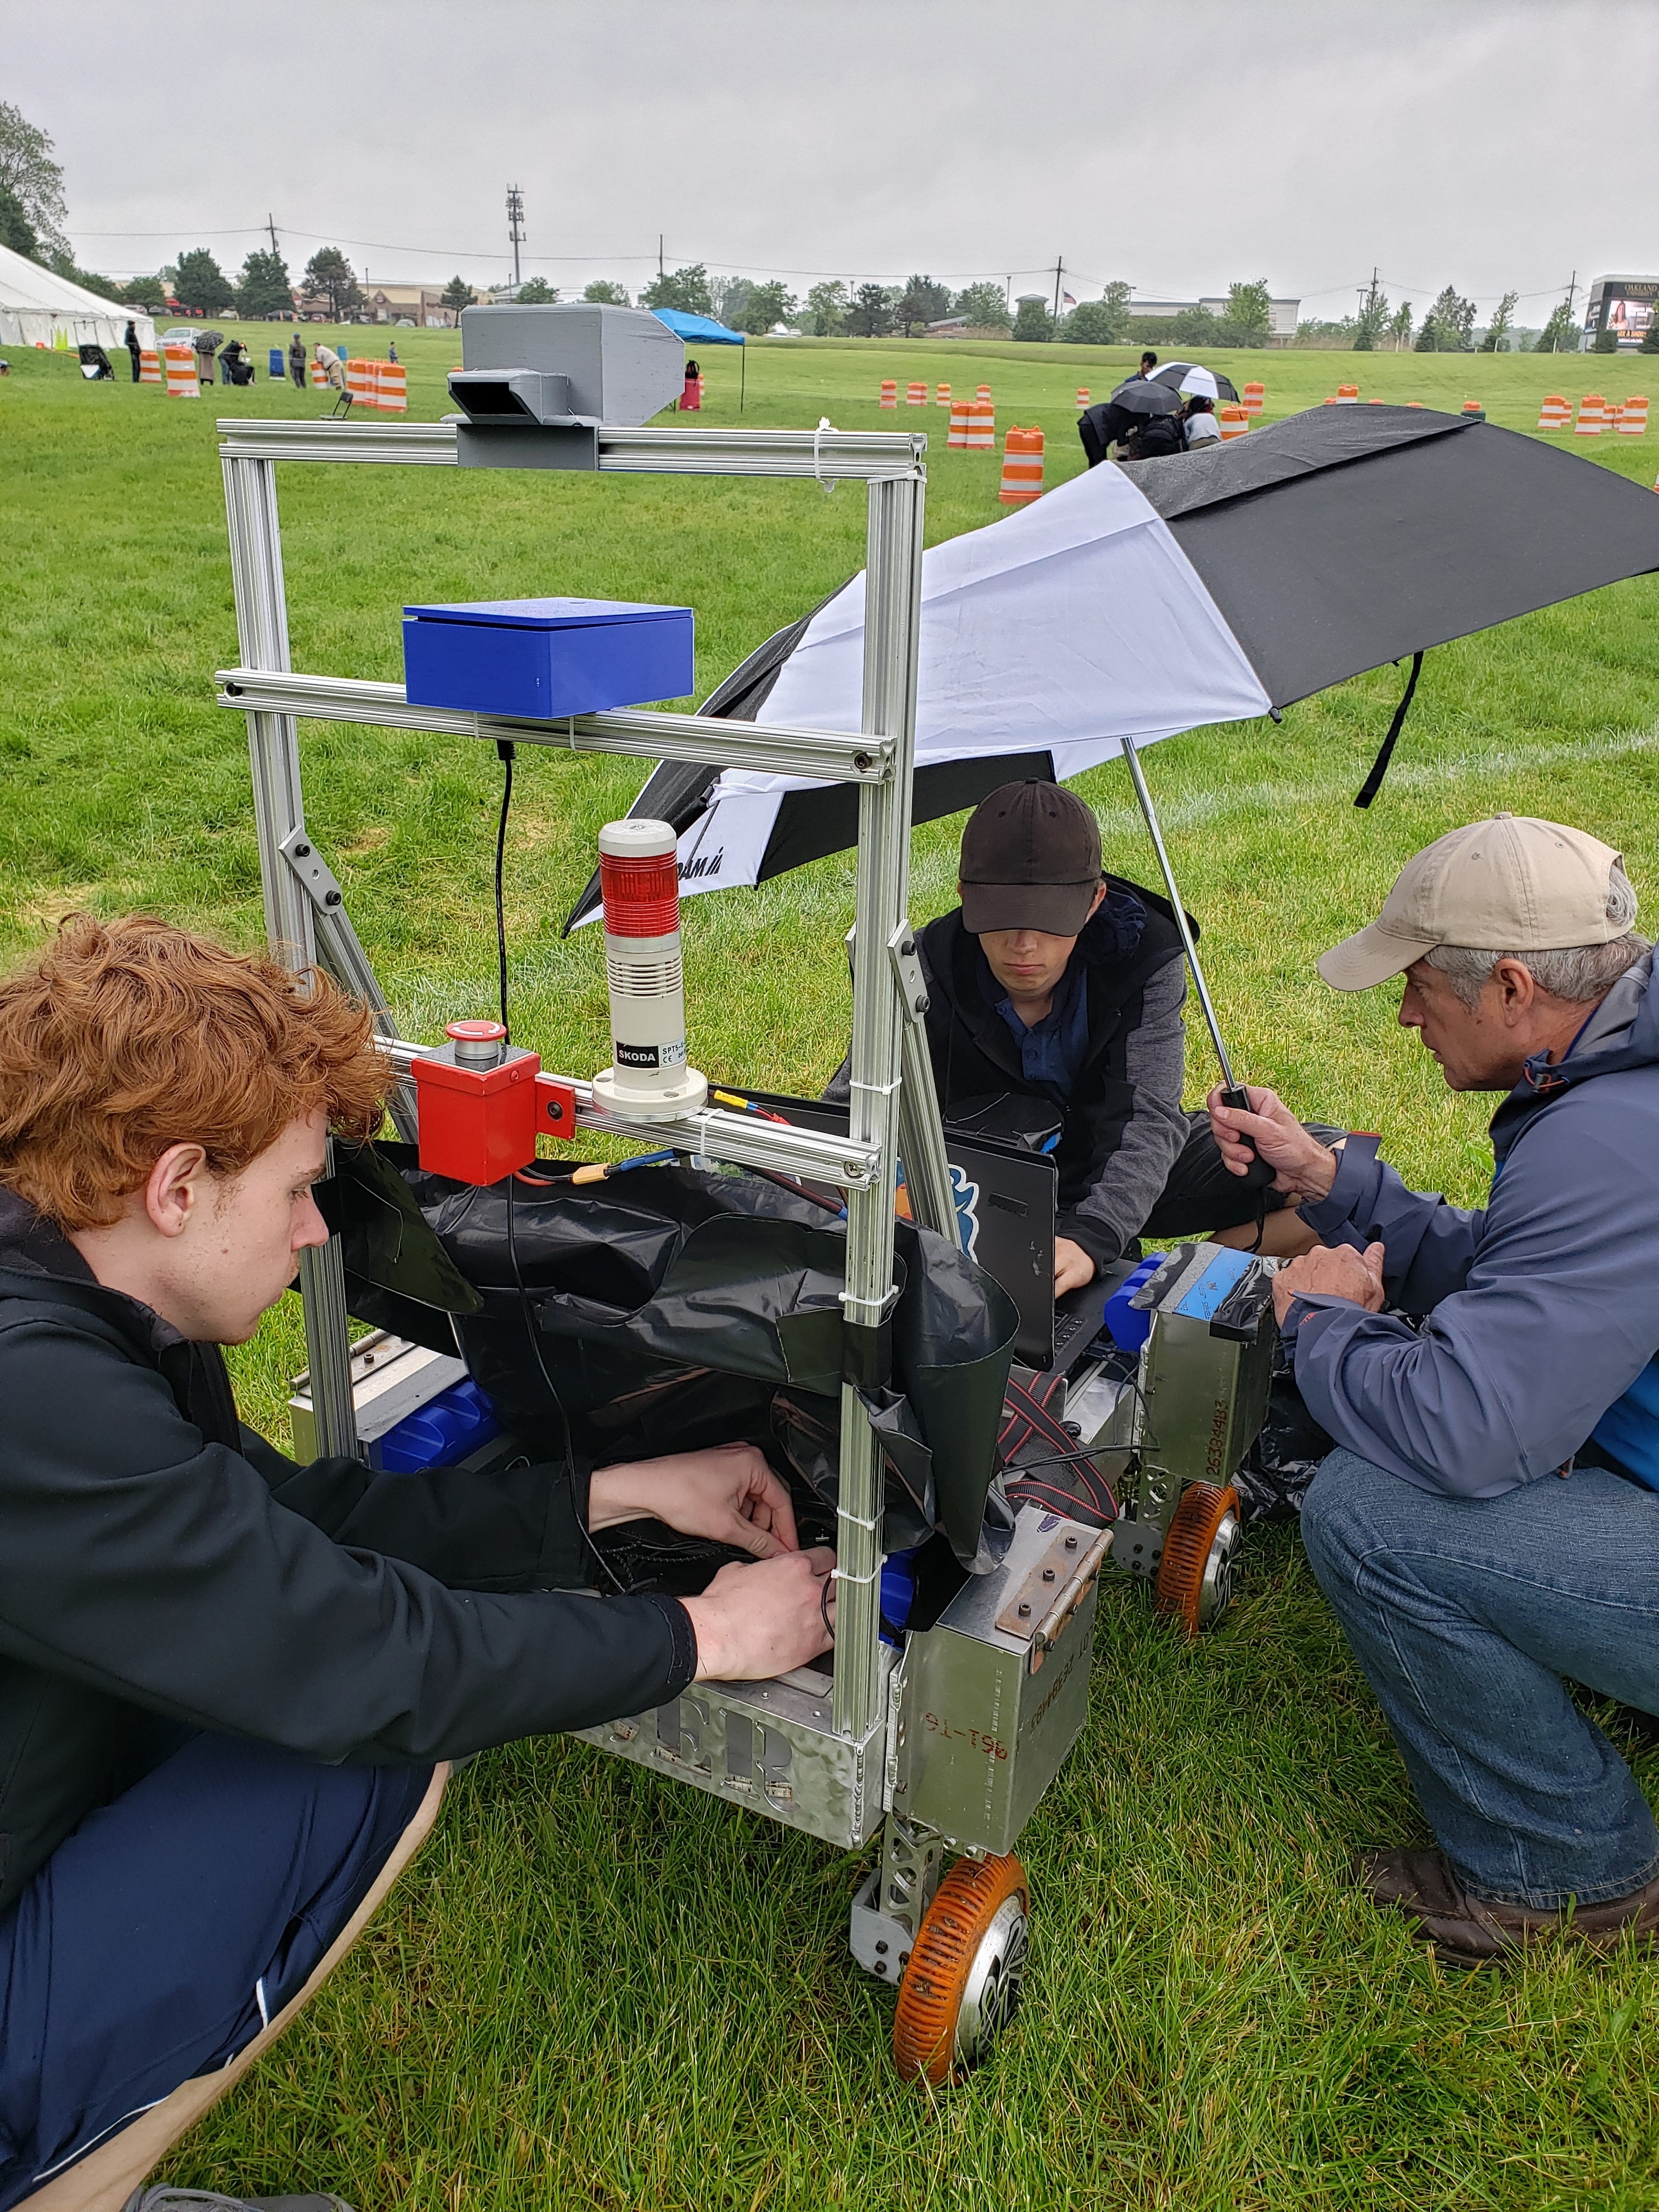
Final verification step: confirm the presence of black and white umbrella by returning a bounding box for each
[1150,360,1240,406]
[565,405,1659,927]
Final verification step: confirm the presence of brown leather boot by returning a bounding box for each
[1361,1846,1659,1968]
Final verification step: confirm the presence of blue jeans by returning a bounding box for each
[0,1734,433,2210]
[1300,1448,1659,1910]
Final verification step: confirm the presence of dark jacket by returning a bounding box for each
[0,1190,696,1912]
[1288,951,1659,1499]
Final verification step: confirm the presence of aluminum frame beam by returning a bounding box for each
[377,1042,879,1188]
[216,669,893,786]
[216,419,926,482]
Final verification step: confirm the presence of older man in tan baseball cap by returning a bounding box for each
[1207,814,1659,1967]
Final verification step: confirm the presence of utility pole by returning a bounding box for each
[506,185,525,291]
[1052,255,1064,323]
[268,213,279,256]
[659,234,665,279]
[1553,269,1577,352]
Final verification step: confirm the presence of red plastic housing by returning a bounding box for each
[599,845,680,938]
[534,1071,579,1141]
[413,1045,541,1186]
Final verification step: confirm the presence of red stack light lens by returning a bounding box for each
[600,847,681,939]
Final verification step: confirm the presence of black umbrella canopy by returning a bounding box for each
[1122,404,1659,708]
[1151,360,1240,406]
[1106,375,1184,417]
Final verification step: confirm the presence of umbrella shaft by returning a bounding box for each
[1118,733,1238,1093]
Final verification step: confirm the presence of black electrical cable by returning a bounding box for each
[494,739,515,1038]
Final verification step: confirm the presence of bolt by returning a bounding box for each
[853,751,873,772]
[1017,1600,1031,1618]
[294,840,311,857]
[1042,1567,1056,1583]
[875,1939,888,1955]
[1064,1533,1078,1550]
[324,889,342,907]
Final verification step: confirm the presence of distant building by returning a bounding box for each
[290,279,496,327]
[1584,275,1657,351]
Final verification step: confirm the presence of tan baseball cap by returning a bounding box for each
[1318,814,1629,991]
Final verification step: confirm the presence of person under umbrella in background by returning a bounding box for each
[1180,365,1222,448]
[1077,373,1185,466]
[288,331,307,390]
[1139,349,1158,377]
[193,329,220,386]
[123,320,142,383]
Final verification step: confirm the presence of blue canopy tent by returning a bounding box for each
[650,306,747,410]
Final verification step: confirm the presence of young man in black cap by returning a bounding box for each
[836,779,1328,1293]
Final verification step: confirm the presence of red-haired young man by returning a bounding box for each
[0,918,832,2212]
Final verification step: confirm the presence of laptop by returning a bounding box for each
[735,1088,1098,1372]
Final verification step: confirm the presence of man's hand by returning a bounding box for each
[1272,1241,1386,1325]
[681,1548,837,1680]
[588,1443,799,1559]
[1054,1236,1097,1296]
[1207,1084,1341,1201]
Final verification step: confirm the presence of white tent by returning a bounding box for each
[0,242,154,352]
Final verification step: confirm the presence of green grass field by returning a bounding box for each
[4,329,1659,2209]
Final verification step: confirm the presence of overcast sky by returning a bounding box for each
[10,0,1655,318]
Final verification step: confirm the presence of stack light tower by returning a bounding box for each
[506,185,525,293]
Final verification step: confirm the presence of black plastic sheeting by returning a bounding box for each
[324,1143,1020,1572]
[1134,407,1659,706]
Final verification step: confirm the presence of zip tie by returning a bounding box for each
[831,1565,881,1587]
[848,1076,901,1101]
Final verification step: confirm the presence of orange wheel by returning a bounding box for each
[1154,1481,1241,1638]
[892,1853,1029,2085]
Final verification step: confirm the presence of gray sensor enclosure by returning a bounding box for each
[449,304,684,470]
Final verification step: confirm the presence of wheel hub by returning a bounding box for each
[1197,1508,1240,1628]
[953,1893,1030,2068]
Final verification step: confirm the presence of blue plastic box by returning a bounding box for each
[403,597,694,720]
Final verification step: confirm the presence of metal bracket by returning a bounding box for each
[1109,1517,1164,1579]
[887,921,930,1024]
[849,1812,946,1982]
[280,824,346,915]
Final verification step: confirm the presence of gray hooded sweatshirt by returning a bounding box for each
[1283,951,1659,1500]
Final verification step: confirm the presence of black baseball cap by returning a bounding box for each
[958,780,1103,935]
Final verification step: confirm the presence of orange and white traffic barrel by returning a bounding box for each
[1243,380,1265,415]
[1461,399,1483,416]
[1537,394,1571,430]
[1218,405,1251,440]
[975,382,992,405]
[997,424,1044,504]
[879,379,898,409]
[935,382,951,407]
[966,397,995,450]
[947,398,972,450]
[1075,386,1091,406]
[375,359,408,413]
[906,380,927,405]
[1619,396,1649,435]
[345,356,375,407]
[138,348,161,385]
[1335,382,1359,403]
[309,359,329,389]
[163,345,199,398]
[1604,401,1624,433]
[1575,394,1605,435]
